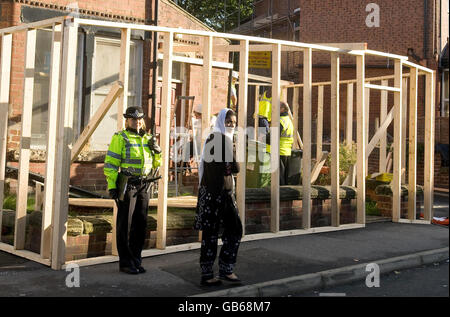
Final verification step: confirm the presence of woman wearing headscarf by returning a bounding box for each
[194,108,243,286]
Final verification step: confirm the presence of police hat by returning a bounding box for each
[123,106,145,119]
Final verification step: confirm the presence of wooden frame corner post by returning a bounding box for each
[407,67,418,220]
[423,72,435,221]
[156,31,173,250]
[51,22,78,270]
[237,39,249,235]
[41,22,62,259]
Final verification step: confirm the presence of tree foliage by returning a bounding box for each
[176,0,254,32]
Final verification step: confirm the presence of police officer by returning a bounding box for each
[104,106,161,274]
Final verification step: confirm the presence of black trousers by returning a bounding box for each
[200,194,243,279]
[116,184,149,269]
[280,155,290,185]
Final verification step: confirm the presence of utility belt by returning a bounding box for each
[116,172,162,202]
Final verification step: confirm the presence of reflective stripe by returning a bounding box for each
[107,150,121,160]
[124,158,142,164]
[104,163,119,171]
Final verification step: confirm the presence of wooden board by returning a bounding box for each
[379,80,388,172]
[346,83,353,146]
[117,28,130,131]
[0,33,12,240]
[423,72,435,221]
[316,85,324,159]
[15,28,37,250]
[392,60,403,222]
[408,68,418,220]
[302,48,312,229]
[330,53,340,227]
[356,55,366,224]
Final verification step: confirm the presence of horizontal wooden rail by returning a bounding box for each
[365,83,401,92]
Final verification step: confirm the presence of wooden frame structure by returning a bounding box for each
[0,17,435,269]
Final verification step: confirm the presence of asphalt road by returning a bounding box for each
[293,259,449,297]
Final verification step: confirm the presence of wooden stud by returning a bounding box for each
[330,53,340,227]
[423,72,435,221]
[156,31,174,249]
[401,78,408,184]
[15,28,37,250]
[316,85,324,160]
[356,55,366,224]
[379,80,388,172]
[270,43,281,233]
[118,28,130,131]
[408,67,418,220]
[0,33,12,241]
[41,23,62,259]
[236,39,249,235]
[392,59,403,222]
[366,107,394,158]
[346,83,353,146]
[302,48,312,229]
[201,36,212,148]
[51,22,79,270]
[292,87,299,149]
[364,83,401,92]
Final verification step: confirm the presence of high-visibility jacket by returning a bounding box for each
[266,114,294,156]
[104,129,162,190]
[258,91,272,122]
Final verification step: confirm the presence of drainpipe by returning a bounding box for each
[424,0,428,60]
[150,0,159,134]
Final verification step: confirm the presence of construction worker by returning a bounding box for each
[257,87,272,144]
[266,101,294,185]
[104,106,161,274]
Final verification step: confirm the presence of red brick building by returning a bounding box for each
[236,0,449,188]
[1,0,230,193]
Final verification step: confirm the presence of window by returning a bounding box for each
[31,29,84,149]
[89,36,143,151]
[442,69,449,117]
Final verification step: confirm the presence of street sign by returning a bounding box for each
[249,51,271,69]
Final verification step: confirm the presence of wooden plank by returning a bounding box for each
[302,48,312,229]
[270,43,281,233]
[408,68,418,221]
[34,182,43,211]
[112,202,118,255]
[0,242,51,266]
[15,28,37,250]
[330,53,340,227]
[356,55,366,224]
[423,72,435,221]
[236,39,249,235]
[319,43,367,50]
[156,31,174,250]
[310,151,328,184]
[316,85,324,159]
[156,53,234,70]
[346,83,353,146]
[201,36,212,148]
[366,107,394,158]
[51,22,78,270]
[364,83,401,92]
[0,33,12,241]
[287,106,303,150]
[379,80,388,172]
[401,78,408,184]
[292,87,299,149]
[0,16,68,34]
[41,23,62,259]
[71,82,123,162]
[117,28,130,131]
[392,60,403,222]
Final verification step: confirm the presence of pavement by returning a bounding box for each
[0,192,448,297]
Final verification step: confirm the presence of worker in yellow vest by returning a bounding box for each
[257,88,272,144]
[265,101,294,185]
